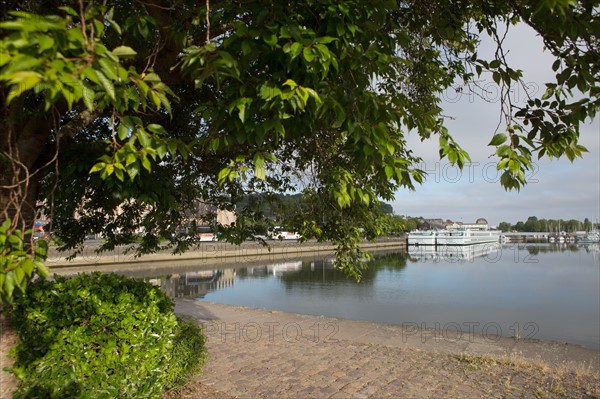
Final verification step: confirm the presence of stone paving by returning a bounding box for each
[175,300,600,399]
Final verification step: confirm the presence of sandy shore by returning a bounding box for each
[172,300,599,399]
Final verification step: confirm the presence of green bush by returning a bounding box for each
[9,272,206,398]
[164,318,208,390]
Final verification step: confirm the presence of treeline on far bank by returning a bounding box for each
[497,216,598,233]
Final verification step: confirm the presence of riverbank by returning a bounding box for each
[2,301,598,399]
[46,239,406,275]
[172,300,599,399]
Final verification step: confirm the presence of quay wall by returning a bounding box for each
[47,238,407,275]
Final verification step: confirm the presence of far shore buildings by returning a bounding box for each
[35,198,237,236]
[180,200,236,231]
[446,218,490,230]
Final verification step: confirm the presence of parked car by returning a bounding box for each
[269,227,300,240]
[198,226,217,242]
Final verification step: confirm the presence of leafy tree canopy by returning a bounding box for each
[500,216,598,232]
[1,0,598,284]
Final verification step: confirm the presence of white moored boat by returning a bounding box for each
[436,229,501,246]
[578,231,599,244]
[407,230,438,246]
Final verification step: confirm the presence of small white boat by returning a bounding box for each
[578,231,600,244]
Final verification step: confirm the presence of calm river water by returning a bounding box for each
[147,243,600,350]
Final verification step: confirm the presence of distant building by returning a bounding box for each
[446,218,490,230]
[422,218,446,230]
[217,209,236,226]
[181,200,237,228]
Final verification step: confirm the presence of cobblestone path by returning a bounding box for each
[175,300,599,399]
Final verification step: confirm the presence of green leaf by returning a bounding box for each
[314,36,337,44]
[143,73,161,83]
[136,129,151,147]
[95,70,116,100]
[99,58,118,81]
[263,34,278,47]
[156,144,167,159]
[112,46,138,58]
[217,167,231,185]
[254,165,266,180]
[114,167,124,181]
[167,140,178,156]
[492,71,501,85]
[36,262,49,278]
[254,153,265,168]
[118,124,129,140]
[260,84,282,100]
[82,84,95,110]
[448,150,458,164]
[127,162,140,179]
[3,274,15,300]
[488,133,507,146]
[384,165,394,179]
[147,124,167,135]
[148,91,160,109]
[141,156,151,172]
[303,47,315,62]
[290,42,302,59]
[82,67,100,84]
[89,162,107,174]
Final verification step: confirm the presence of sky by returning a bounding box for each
[392,23,600,227]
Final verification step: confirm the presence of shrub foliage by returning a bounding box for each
[10,272,206,398]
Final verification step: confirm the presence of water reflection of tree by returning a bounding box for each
[278,253,408,286]
[523,244,579,255]
[370,252,409,271]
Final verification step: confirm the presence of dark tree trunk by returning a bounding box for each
[1,95,55,234]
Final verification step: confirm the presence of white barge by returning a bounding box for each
[436,229,501,246]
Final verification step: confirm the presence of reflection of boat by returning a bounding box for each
[438,243,500,261]
[436,229,501,245]
[409,243,500,262]
[268,261,303,276]
[578,231,599,244]
[408,245,439,261]
[588,243,599,254]
[407,230,438,246]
